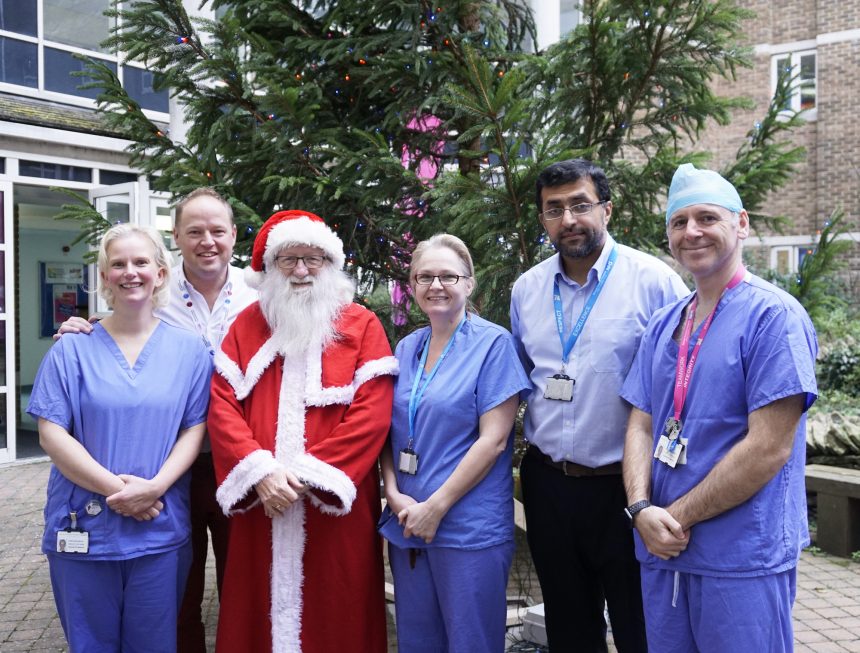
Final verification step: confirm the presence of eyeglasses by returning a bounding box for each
[413,274,470,286]
[540,201,608,221]
[274,255,328,270]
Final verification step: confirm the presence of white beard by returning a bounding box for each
[258,265,356,354]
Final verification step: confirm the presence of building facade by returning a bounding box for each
[0,0,190,462]
[684,0,860,293]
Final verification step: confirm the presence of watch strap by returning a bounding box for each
[624,499,651,524]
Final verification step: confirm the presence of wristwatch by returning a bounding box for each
[624,500,651,526]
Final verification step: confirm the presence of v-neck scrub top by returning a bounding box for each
[28,321,213,560]
[621,274,818,576]
[380,314,530,550]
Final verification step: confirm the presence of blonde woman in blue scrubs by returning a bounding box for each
[28,224,211,652]
[380,234,530,652]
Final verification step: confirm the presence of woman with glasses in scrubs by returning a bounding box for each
[28,224,212,652]
[380,233,529,652]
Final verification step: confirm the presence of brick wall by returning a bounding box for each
[695,0,860,300]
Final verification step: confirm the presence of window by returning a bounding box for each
[0,0,168,115]
[771,245,814,275]
[19,160,92,183]
[0,37,37,87]
[99,169,138,185]
[560,0,581,37]
[122,66,169,113]
[44,0,111,52]
[44,46,116,99]
[772,50,816,117]
[0,0,37,37]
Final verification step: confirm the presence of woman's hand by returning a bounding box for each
[398,501,444,544]
[255,469,307,518]
[385,489,417,516]
[107,474,164,521]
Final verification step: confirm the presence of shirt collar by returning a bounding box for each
[554,233,617,287]
[174,262,234,296]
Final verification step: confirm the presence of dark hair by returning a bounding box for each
[535,159,611,212]
[174,187,234,228]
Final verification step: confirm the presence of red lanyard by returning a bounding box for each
[672,265,746,421]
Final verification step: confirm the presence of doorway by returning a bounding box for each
[15,184,90,459]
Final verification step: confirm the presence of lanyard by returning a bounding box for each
[552,245,618,368]
[407,314,467,446]
[672,265,747,421]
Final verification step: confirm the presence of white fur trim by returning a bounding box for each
[271,499,305,653]
[291,453,356,516]
[269,350,309,652]
[355,355,399,387]
[214,349,243,390]
[305,355,399,407]
[215,449,284,515]
[215,338,282,400]
[264,216,346,270]
[245,267,264,289]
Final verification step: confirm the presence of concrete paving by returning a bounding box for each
[2,458,859,652]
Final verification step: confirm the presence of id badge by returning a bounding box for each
[399,448,419,475]
[56,530,89,553]
[654,435,687,468]
[544,374,574,402]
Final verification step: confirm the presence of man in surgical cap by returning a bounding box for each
[619,164,818,652]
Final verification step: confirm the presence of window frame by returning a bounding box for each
[0,0,169,120]
[770,48,817,121]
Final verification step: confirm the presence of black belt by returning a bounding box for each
[526,445,622,477]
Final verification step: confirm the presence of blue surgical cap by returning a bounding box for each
[665,163,743,223]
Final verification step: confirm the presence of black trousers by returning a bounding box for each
[521,450,647,653]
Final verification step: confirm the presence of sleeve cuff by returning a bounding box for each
[215,449,285,515]
[290,453,357,516]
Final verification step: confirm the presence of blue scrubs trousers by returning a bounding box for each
[640,566,796,653]
[48,543,192,653]
[389,541,514,653]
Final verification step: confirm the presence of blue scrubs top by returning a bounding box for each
[28,321,213,560]
[379,314,530,550]
[621,275,818,577]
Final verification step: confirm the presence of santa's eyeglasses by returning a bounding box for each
[274,255,328,270]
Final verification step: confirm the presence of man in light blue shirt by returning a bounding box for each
[511,159,688,652]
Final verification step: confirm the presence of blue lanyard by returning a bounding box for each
[552,245,618,368]
[407,314,467,447]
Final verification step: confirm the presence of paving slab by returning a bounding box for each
[2,458,859,652]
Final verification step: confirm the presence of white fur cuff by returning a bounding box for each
[291,453,357,516]
[216,449,285,515]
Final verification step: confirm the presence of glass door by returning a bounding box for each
[88,183,137,315]
[0,182,16,463]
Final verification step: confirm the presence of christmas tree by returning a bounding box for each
[62,0,806,334]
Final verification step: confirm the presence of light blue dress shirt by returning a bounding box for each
[510,235,689,467]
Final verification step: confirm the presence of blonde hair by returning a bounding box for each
[410,233,475,280]
[410,233,477,314]
[97,224,172,308]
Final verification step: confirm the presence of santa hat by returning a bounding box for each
[245,210,345,288]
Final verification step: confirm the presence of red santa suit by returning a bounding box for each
[207,210,397,653]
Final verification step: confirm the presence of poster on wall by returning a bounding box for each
[40,262,88,338]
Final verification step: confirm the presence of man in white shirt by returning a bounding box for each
[58,188,257,653]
